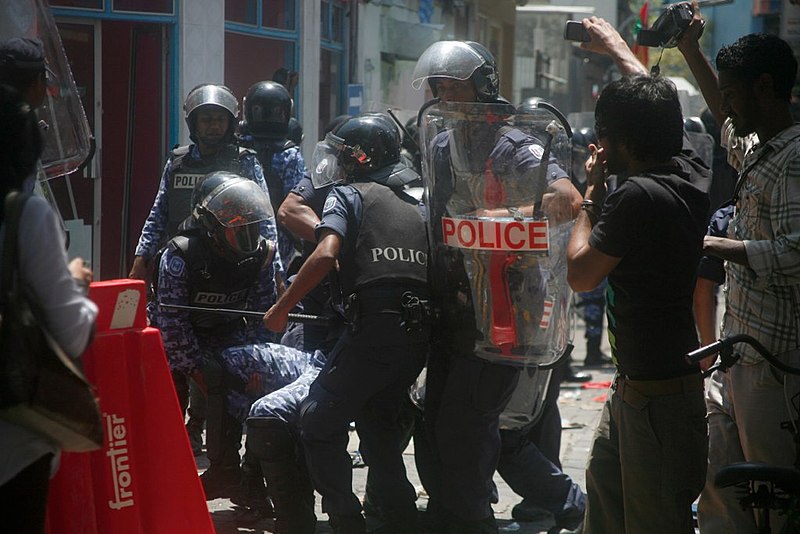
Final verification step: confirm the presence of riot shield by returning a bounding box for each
[419,101,575,367]
[0,0,93,180]
[499,365,552,430]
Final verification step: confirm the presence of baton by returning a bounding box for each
[159,303,330,325]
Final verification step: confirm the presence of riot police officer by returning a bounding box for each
[131,84,272,456]
[264,113,430,533]
[130,84,271,281]
[239,80,306,268]
[150,172,298,499]
[412,40,582,532]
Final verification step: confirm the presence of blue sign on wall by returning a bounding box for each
[347,84,364,115]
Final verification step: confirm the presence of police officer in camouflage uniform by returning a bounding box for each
[240,347,327,533]
[129,84,271,281]
[150,172,301,499]
[239,81,306,269]
[264,113,430,534]
[131,84,273,455]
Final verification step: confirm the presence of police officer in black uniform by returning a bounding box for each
[264,113,430,534]
[412,41,582,533]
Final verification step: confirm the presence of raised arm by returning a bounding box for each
[580,17,648,76]
[677,1,724,125]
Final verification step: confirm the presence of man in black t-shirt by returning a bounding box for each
[566,18,710,534]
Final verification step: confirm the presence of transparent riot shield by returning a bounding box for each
[420,101,575,367]
[0,0,93,180]
[499,365,552,430]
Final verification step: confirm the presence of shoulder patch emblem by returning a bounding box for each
[528,144,545,159]
[168,255,186,277]
[323,196,337,214]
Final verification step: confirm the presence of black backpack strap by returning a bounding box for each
[2,191,32,307]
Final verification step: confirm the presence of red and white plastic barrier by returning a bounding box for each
[45,279,214,534]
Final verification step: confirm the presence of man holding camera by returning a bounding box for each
[566,18,710,533]
[677,4,800,531]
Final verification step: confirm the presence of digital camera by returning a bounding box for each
[636,2,697,49]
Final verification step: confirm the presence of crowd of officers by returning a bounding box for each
[125,4,800,534]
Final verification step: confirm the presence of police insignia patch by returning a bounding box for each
[323,196,337,213]
[528,144,545,159]
[168,255,186,277]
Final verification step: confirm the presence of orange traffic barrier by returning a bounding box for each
[45,279,214,534]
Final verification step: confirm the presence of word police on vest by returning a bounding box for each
[442,217,550,252]
[173,173,205,189]
[195,289,249,305]
[370,247,427,265]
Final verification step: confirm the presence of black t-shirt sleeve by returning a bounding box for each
[588,183,645,258]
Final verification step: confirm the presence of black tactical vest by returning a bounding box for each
[167,232,266,332]
[341,182,427,296]
[166,144,251,238]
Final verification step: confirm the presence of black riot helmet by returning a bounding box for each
[571,126,597,149]
[412,40,500,102]
[310,113,418,189]
[184,84,239,145]
[240,81,293,140]
[191,171,274,261]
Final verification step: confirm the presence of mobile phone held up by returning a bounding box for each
[564,21,590,42]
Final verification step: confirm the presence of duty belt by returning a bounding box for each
[612,373,703,409]
[344,288,431,334]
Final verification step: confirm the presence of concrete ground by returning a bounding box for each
[202,327,615,534]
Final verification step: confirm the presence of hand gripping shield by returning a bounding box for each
[419,100,575,367]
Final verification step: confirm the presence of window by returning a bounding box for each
[224,32,295,104]
[226,0,258,25]
[226,0,297,30]
[263,0,295,30]
[113,0,173,13]
[49,0,103,8]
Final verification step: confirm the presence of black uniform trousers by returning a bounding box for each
[299,309,428,518]
[425,342,521,521]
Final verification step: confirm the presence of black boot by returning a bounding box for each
[229,450,273,516]
[330,514,367,534]
[562,361,592,383]
[444,510,498,534]
[201,409,243,500]
[247,417,317,534]
[583,336,612,367]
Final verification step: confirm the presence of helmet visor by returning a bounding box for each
[310,132,347,189]
[185,85,238,118]
[221,222,262,257]
[202,180,273,227]
[411,41,485,90]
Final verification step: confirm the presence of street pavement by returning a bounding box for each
[202,328,616,534]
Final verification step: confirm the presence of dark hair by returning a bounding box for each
[716,33,798,102]
[594,75,683,162]
[0,84,43,221]
[0,37,46,94]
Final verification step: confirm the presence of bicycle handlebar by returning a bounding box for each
[686,334,800,376]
